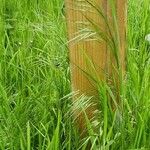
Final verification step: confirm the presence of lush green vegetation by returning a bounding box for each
[0,0,150,149]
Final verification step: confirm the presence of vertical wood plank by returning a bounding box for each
[65,0,107,95]
[65,0,126,134]
[117,0,127,72]
[106,0,127,105]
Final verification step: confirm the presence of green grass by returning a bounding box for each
[0,0,150,149]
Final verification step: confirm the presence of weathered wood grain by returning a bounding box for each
[65,0,126,135]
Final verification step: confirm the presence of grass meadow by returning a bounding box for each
[0,0,150,149]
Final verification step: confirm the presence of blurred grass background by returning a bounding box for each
[0,0,150,149]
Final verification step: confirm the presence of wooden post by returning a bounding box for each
[65,0,126,135]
